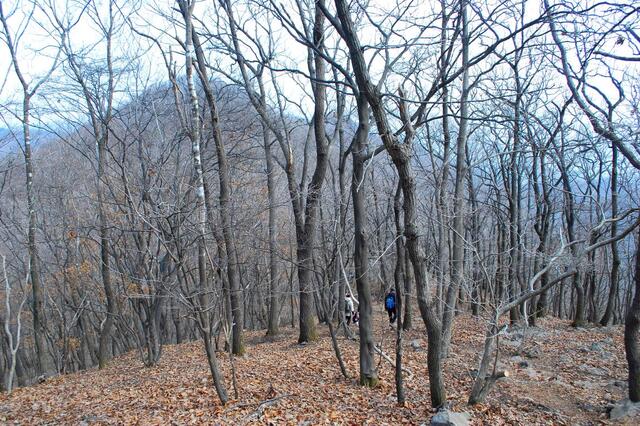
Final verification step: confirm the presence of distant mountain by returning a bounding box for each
[0,127,15,156]
[0,126,53,157]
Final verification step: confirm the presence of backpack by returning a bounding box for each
[385,293,395,310]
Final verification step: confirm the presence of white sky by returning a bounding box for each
[0,0,638,139]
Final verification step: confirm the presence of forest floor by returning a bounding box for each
[0,308,633,425]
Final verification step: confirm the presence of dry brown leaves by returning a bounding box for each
[0,311,629,425]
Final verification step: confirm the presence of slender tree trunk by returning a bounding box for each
[0,1,54,377]
[393,182,406,404]
[507,83,523,325]
[189,27,244,355]
[263,125,280,336]
[403,247,413,330]
[23,96,50,375]
[178,0,229,403]
[96,138,115,368]
[601,145,620,326]
[441,0,471,356]
[58,1,118,370]
[532,139,552,320]
[436,0,452,317]
[352,98,377,387]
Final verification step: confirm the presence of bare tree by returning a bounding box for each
[2,255,29,393]
[601,144,620,325]
[51,0,120,368]
[175,0,229,403]
[177,0,245,355]
[0,0,63,376]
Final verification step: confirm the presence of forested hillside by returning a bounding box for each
[0,0,639,423]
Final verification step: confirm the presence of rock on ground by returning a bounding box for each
[429,410,471,426]
[609,399,640,420]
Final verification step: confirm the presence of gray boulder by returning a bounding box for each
[574,380,599,390]
[589,342,604,352]
[609,399,640,420]
[430,410,471,426]
[578,364,608,377]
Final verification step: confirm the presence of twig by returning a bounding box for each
[373,344,414,379]
[240,394,292,424]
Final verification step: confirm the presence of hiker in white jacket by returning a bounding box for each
[345,294,355,325]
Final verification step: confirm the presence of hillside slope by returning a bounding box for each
[0,312,631,425]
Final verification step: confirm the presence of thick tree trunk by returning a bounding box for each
[392,148,446,407]
[625,229,640,402]
[297,0,328,344]
[333,0,446,407]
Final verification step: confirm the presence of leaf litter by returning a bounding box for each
[0,311,630,425]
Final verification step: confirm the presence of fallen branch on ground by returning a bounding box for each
[241,394,292,424]
[374,345,414,379]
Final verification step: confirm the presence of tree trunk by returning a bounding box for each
[393,182,406,403]
[625,228,640,402]
[601,145,620,326]
[297,0,329,344]
[403,247,413,330]
[435,0,452,317]
[0,2,53,377]
[263,124,280,337]
[441,0,471,356]
[178,0,229,404]
[333,0,446,407]
[23,95,50,375]
[96,154,115,369]
[352,98,377,387]
[189,27,244,355]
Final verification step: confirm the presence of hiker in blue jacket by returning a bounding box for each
[384,289,397,324]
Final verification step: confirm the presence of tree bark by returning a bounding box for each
[0,3,53,376]
[177,0,229,403]
[333,0,446,407]
[297,0,329,343]
[352,97,377,387]
[625,228,640,401]
[393,182,406,403]
[188,25,245,355]
[601,145,620,326]
[441,0,471,356]
[263,124,281,337]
